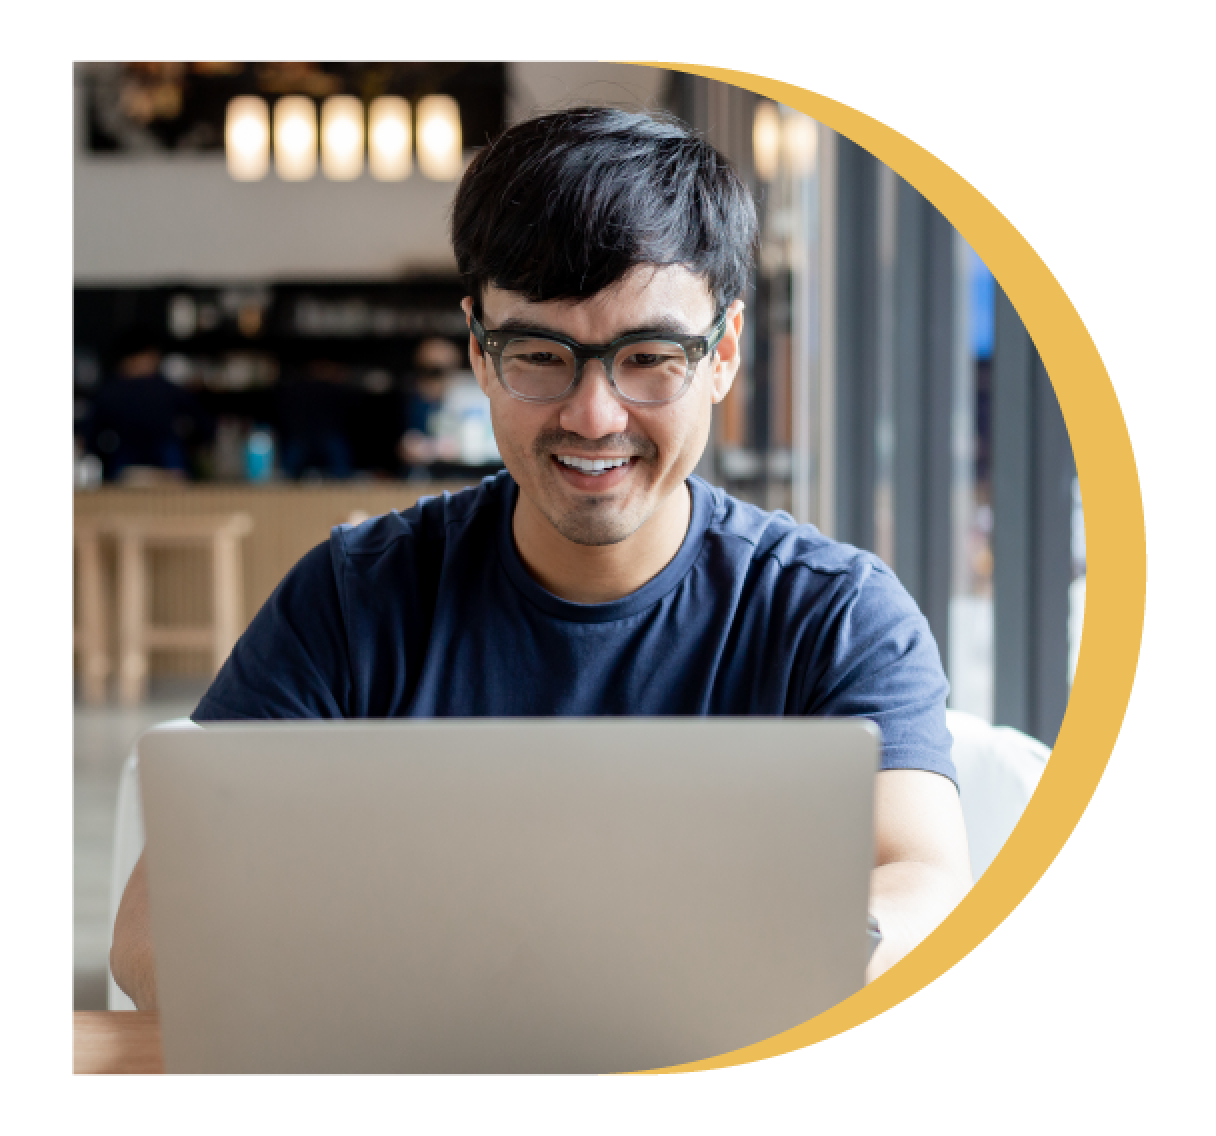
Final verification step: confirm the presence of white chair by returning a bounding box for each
[946,709,1050,882]
[106,717,199,1011]
[105,712,1047,1007]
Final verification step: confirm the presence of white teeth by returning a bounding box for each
[556,455,631,474]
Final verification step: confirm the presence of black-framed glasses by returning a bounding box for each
[469,310,728,406]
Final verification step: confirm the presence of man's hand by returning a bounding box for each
[110,851,159,1011]
[865,768,972,983]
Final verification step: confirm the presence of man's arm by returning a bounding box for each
[865,768,972,983]
[110,851,158,1011]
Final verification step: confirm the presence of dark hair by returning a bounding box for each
[451,107,758,319]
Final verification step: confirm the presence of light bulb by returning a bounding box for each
[782,113,818,177]
[753,101,780,182]
[274,95,317,181]
[321,95,364,181]
[225,96,269,181]
[416,95,462,181]
[369,96,412,180]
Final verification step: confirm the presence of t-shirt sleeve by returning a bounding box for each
[193,540,351,721]
[801,557,957,787]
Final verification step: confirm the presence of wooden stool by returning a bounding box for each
[74,513,254,705]
[74,520,110,705]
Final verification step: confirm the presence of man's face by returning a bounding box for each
[463,265,743,548]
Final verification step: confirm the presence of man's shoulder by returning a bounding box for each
[331,471,511,563]
[695,477,889,585]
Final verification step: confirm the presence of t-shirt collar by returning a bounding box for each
[497,473,715,623]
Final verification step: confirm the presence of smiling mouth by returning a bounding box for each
[553,455,635,476]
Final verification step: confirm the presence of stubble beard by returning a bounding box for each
[531,429,659,547]
[546,497,641,546]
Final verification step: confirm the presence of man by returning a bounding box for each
[277,359,355,481]
[84,339,211,482]
[397,336,463,471]
[112,107,970,1011]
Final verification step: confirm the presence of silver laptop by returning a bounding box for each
[138,718,879,1074]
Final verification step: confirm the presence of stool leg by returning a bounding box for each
[212,533,243,674]
[76,532,109,704]
[118,533,148,706]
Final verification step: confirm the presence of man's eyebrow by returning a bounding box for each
[491,316,698,341]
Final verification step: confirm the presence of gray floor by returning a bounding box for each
[74,679,209,1010]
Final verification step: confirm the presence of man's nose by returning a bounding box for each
[557,360,630,439]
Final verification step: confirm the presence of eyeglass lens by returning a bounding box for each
[498,338,690,403]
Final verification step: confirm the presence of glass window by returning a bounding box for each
[947,244,995,721]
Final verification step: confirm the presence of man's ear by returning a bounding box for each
[710,298,746,405]
[460,296,491,397]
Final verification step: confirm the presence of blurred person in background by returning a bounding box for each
[84,337,212,482]
[278,360,355,480]
[397,336,464,473]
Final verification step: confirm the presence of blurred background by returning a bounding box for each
[73,62,1084,1007]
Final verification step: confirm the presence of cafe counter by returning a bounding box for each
[74,481,472,681]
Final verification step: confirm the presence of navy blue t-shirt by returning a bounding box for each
[194,472,955,783]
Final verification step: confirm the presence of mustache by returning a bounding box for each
[532,430,657,461]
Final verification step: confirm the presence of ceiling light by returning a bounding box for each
[782,113,818,177]
[753,101,780,182]
[225,96,269,181]
[321,95,364,181]
[368,96,412,181]
[416,95,462,181]
[274,95,317,181]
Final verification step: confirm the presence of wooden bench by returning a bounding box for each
[74,513,254,705]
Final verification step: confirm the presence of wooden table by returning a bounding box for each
[74,1012,163,1074]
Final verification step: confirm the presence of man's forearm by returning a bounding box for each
[865,859,970,983]
[110,853,159,1011]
